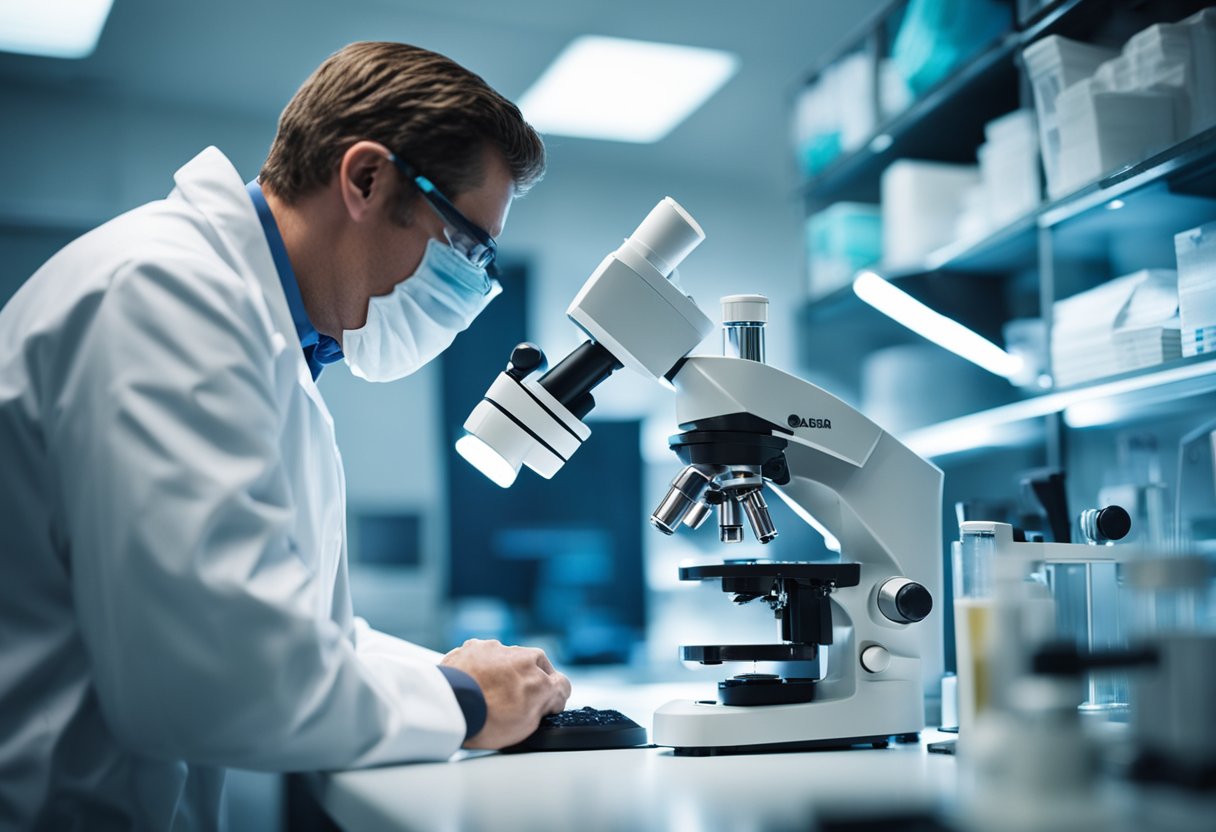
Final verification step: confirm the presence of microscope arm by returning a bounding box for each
[670,355,945,692]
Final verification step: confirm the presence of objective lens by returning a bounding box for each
[719,496,744,544]
[650,467,712,535]
[740,489,778,544]
[682,499,713,530]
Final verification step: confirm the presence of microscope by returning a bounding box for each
[457,198,943,755]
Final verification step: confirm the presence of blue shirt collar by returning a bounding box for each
[246,180,344,380]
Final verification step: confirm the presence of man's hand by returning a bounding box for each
[440,639,572,749]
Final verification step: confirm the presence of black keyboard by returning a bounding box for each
[502,706,648,753]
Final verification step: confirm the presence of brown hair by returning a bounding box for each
[260,42,545,219]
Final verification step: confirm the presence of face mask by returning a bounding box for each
[343,238,502,382]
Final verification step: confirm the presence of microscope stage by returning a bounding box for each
[678,561,860,586]
[681,643,818,664]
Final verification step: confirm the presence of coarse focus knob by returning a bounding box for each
[1079,505,1132,544]
[877,577,932,624]
[860,645,891,674]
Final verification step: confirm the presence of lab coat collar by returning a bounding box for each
[170,147,338,430]
[245,180,345,381]
[170,147,304,367]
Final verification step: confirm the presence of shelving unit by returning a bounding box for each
[794,0,1216,552]
[800,123,1216,325]
[903,352,1216,459]
[1021,0,1216,46]
[799,34,1021,210]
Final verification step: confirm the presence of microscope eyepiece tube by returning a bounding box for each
[721,294,768,364]
[740,488,779,544]
[650,466,712,535]
[537,340,623,416]
[724,325,765,363]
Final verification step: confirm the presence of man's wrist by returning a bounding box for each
[437,665,487,741]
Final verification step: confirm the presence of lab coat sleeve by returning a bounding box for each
[354,617,445,664]
[49,256,467,770]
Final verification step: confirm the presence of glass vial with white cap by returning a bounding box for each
[721,294,768,363]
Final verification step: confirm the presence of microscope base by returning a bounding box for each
[671,732,920,757]
[652,680,924,754]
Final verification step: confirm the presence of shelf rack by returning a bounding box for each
[794,0,1216,466]
[902,353,1216,459]
[799,33,1020,210]
[801,124,1216,321]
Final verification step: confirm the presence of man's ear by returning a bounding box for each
[338,141,393,222]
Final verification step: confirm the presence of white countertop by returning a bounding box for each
[311,682,958,832]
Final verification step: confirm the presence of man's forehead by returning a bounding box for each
[455,170,514,239]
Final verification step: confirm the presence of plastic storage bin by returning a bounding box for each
[890,0,1009,95]
[978,109,1042,227]
[805,202,882,298]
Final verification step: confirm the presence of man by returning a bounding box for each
[0,42,570,829]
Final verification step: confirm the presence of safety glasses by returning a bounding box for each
[388,154,498,273]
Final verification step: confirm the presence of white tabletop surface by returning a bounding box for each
[312,682,958,832]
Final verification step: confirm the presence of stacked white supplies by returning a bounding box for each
[1123,10,1216,137]
[1023,35,1118,195]
[1025,10,1216,198]
[1052,270,1181,387]
[978,109,1041,229]
[1054,80,1175,197]
[881,160,980,268]
[1176,220,1216,356]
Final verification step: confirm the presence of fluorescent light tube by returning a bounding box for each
[518,35,738,143]
[853,270,1024,379]
[0,0,115,59]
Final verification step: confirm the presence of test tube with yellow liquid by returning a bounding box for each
[953,528,996,735]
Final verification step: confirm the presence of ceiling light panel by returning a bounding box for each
[518,35,739,143]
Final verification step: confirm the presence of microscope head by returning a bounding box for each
[456,197,714,487]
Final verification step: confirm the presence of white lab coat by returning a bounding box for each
[0,148,467,830]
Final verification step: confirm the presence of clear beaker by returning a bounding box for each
[1045,559,1127,711]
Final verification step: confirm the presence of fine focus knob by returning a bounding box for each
[860,645,891,674]
[877,577,932,624]
[507,342,547,380]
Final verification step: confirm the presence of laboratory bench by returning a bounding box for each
[306,681,1216,832]
[309,682,954,832]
